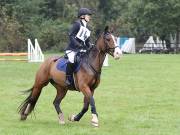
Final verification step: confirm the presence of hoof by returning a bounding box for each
[58,113,65,124]
[68,114,76,122]
[91,114,99,127]
[20,114,27,121]
[91,121,99,127]
[59,120,65,125]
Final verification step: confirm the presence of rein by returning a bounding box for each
[86,33,116,76]
[86,46,102,76]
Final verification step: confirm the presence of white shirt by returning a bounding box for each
[82,19,87,27]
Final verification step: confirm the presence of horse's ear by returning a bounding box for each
[110,27,114,33]
[104,26,109,34]
[96,29,101,37]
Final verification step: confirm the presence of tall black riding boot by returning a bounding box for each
[65,63,74,85]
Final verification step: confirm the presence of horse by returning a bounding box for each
[18,26,122,127]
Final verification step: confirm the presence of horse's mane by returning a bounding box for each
[83,32,103,61]
[81,46,97,63]
[95,32,103,45]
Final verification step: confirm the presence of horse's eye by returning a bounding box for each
[106,38,111,41]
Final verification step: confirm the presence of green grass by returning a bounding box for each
[0,54,180,135]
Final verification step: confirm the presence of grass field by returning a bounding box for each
[0,54,180,135]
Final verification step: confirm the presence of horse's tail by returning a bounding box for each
[18,87,35,116]
[18,86,45,121]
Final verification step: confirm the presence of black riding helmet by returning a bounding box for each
[78,8,92,18]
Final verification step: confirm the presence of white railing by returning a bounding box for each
[28,39,44,62]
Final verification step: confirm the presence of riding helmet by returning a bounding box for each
[78,8,92,18]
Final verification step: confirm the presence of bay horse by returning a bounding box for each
[18,26,122,127]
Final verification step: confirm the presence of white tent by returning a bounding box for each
[143,36,157,49]
[139,36,168,53]
[120,38,136,53]
[156,37,163,49]
[163,40,167,49]
[139,36,155,53]
[170,34,176,48]
[170,34,180,48]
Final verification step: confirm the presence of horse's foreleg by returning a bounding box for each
[69,96,89,121]
[90,96,99,127]
[69,86,99,127]
[53,87,67,124]
[69,86,91,122]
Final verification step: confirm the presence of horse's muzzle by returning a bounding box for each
[113,47,122,59]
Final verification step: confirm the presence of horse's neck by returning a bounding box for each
[88,46,106,73]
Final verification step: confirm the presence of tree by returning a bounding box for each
[0,0,180,52]
[0,6,25,52]
[126,0,180,46]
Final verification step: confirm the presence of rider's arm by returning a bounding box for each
[85,37,93,49]
[69,22,82,48]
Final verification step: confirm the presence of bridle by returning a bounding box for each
[103,33,119,55]
[87,32,118,76]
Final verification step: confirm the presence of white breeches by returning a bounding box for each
[66,50,76,63]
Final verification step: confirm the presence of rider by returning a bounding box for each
[65,8,92,85]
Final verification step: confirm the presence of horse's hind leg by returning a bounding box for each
[19,65,50,120]
[52,85,67,124]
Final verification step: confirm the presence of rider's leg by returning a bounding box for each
[66,63,74,75]
[65,50,76,85]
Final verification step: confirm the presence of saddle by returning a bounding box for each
[56,52,85,88]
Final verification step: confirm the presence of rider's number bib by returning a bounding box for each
[76,26,91,42]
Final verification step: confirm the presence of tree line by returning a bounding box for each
[0,0,179,52]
